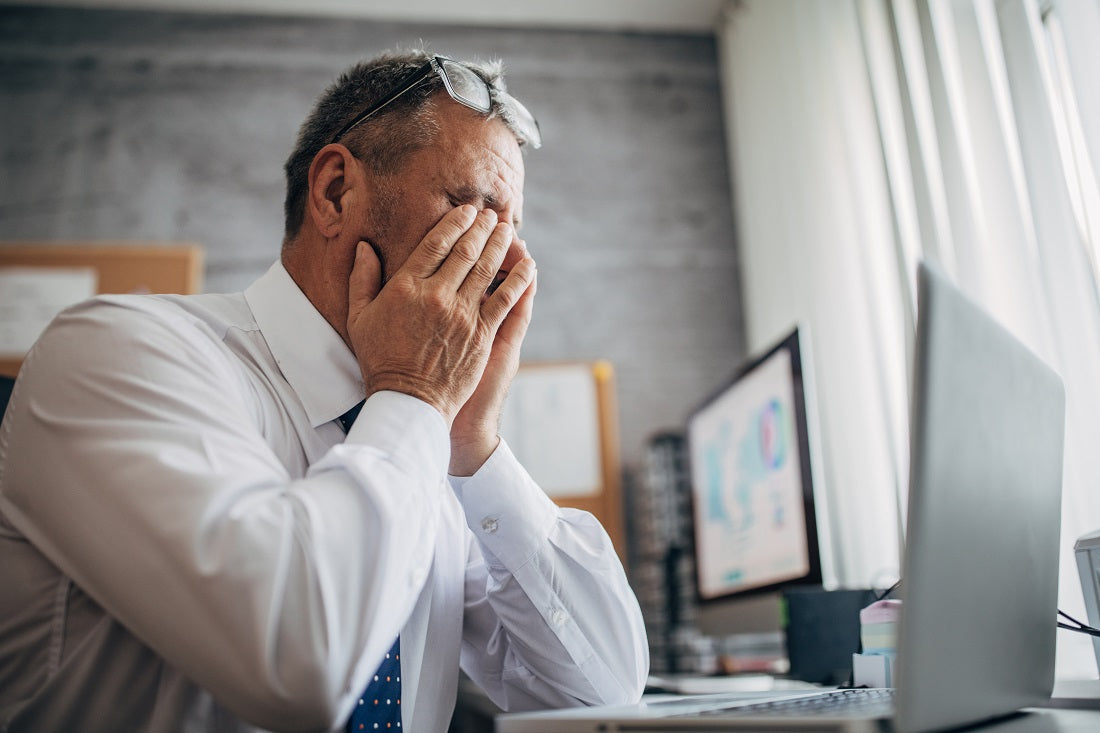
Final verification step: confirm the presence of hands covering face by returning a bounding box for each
[345,205,537,474]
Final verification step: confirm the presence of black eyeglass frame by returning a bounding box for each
[328,55,540,148]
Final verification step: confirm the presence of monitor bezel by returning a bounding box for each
[686,326,824,605]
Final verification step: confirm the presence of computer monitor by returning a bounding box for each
[686,327,823,618]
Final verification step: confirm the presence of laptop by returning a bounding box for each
[497,262,1066,733]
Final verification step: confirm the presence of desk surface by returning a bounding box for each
[495,686,1100,733]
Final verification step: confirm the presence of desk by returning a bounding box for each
[495,690,1100,732]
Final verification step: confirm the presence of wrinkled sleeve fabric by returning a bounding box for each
[451,440,649,711]
[0,298,450,732]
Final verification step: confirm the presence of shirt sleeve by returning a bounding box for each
[0,297,449,731]
[450,439,650,711]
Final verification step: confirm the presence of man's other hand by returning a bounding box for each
[449,236,536,476]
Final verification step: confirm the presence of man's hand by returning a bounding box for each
[345,205,536,429]
[449,246,536,476]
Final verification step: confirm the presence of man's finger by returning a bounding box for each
[434,209,501,287]
[495,268,537,347]
[480,256,536,328]
[400,205,479,279]
[458,221,513,301]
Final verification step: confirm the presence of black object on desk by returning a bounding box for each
[783,586,877,685]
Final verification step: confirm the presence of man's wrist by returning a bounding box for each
[362,374,458,426]
[449,434,501,477]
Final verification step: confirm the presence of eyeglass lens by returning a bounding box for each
[439,59,540,148]
[439,60,492,112]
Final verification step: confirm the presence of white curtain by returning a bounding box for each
[717,0,912,594]
[718,0,1100,678]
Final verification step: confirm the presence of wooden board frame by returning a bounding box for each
[509,360,625,561]
[0,243,203,376]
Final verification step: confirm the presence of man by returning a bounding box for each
[0,50,648,732]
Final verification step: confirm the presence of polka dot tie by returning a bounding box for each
[337,408,401,729]
[346,636,401,731]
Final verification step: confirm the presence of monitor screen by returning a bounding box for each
[686,327,822,602]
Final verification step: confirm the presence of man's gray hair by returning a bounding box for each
[282,49,532,242]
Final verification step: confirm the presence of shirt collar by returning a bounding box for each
[244,261,364,428]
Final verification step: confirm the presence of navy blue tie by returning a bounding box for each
[338,400,365,433]
[337,402,402,730]
[346,637,401,731]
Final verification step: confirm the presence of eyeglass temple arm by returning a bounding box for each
[331,59,436,143]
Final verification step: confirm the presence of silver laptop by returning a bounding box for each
[497,262,1066,733]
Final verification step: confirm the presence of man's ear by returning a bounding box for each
[306,144,364,238]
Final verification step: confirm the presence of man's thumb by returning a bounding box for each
[349,241,383,305]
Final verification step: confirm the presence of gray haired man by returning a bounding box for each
[0,50,649,732]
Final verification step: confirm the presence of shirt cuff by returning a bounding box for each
[450,438,559,569]
[344,390,450,478]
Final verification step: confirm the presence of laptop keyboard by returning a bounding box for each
[688,688,896,718]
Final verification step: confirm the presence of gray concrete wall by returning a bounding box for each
[0,5,745,482]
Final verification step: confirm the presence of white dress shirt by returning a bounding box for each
[0,261,648,732]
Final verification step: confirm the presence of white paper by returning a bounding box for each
[0,267,98,358]
[852,653,895,688]
[500,364,602,498]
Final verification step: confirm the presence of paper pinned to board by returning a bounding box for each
[500,363,602,498]
[0,267,97,358]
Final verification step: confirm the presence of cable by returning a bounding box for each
[874,580,902,601]
[1058,609,1100,637]
[869,579,1096,638]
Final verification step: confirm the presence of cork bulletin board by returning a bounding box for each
[0,243,203,376]
[500,360,625,560]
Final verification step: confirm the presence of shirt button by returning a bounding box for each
[550,608,569,627]
[481,517,499,533]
